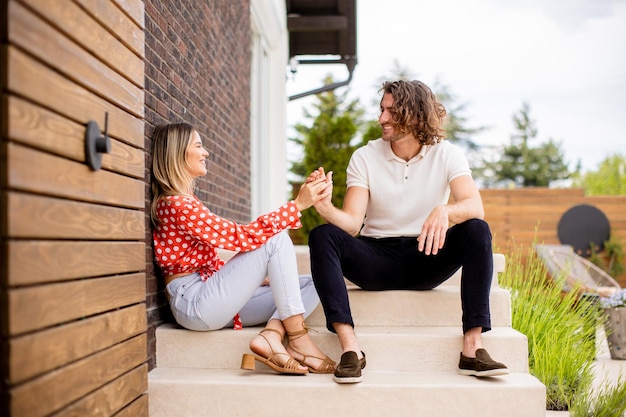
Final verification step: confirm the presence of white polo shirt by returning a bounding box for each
[346,138,471,238]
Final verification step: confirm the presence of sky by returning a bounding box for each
[286,0,626,174]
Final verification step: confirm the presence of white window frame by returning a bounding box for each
[250,0,288,217]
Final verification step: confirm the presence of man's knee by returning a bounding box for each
[463,219,492,240]
[309,223,338,247]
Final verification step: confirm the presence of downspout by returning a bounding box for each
[288,58,356,101]
[288,71,353,101]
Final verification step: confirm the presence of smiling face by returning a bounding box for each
[185,130,209,177]
[378,92,409,142]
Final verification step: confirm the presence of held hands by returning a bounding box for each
[305,167,326,183]
[417,205,450,256]
[304,167,333,209]
[293,167,333,212]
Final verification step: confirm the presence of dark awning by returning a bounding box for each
[286,0,357,100]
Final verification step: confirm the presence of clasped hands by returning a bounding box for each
[293,167,333,212]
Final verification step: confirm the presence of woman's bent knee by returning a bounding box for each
[266,230,294,252]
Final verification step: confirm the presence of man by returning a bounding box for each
[307,80,508,384]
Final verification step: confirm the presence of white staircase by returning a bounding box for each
[148,247,546,417]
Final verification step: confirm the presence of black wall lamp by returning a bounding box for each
[84,112,110,171]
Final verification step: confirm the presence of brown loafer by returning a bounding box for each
[333,351,366,384]
[458,348,509,377]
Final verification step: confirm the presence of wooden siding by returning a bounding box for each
[482,188,626,286]
[1,1,147,417]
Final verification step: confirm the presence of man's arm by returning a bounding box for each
[417,175,484,255]
[315,182,369,237]
[446,175,485,223]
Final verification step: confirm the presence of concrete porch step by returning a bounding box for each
[156,324,529,373]
[149,250,544,417]
[148,367,546,417]
[305,285,512,328]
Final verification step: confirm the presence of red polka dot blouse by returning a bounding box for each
[153,195,302,280]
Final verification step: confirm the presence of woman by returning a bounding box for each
[150,123,335,375]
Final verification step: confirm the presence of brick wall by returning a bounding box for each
[143,0,252,370]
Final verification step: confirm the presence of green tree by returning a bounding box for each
[483,102,570,187]
[290,76,366,242]
[572,154,626,195]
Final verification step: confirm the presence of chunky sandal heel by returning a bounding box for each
[240,353,256,370]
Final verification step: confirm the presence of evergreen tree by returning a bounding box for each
[432,81,487,172]
[290,76,365,242]
[433,82,485,151]
[483,102,570,187]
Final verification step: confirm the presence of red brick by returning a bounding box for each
[144,0,252,370]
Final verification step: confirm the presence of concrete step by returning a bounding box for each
[156,324,529,373]
[306,285,512,328]
[150,250,544,417]
[148,367,546,417]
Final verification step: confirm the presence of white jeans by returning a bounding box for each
[166,232,320,331]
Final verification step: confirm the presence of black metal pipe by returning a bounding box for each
[288,70,353,101]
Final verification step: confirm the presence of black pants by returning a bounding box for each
[308,219,494,334]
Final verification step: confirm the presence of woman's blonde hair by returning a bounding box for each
[150,123,196,226]
[380,80,447,145]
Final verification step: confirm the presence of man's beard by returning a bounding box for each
[382,127,410,142]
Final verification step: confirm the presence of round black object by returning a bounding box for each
[557,204,610,257]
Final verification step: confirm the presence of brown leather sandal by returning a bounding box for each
[286,323,336,374]
[241,328,307,375]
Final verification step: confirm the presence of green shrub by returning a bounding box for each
[569,374,626,417]
[499,242,601,411]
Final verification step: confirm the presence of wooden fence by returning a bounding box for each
[482,188,626,287]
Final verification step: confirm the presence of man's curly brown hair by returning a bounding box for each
[380,80,447,145]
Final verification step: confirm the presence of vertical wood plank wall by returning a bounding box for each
[482,188,626,286]
[1,1,147,416]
